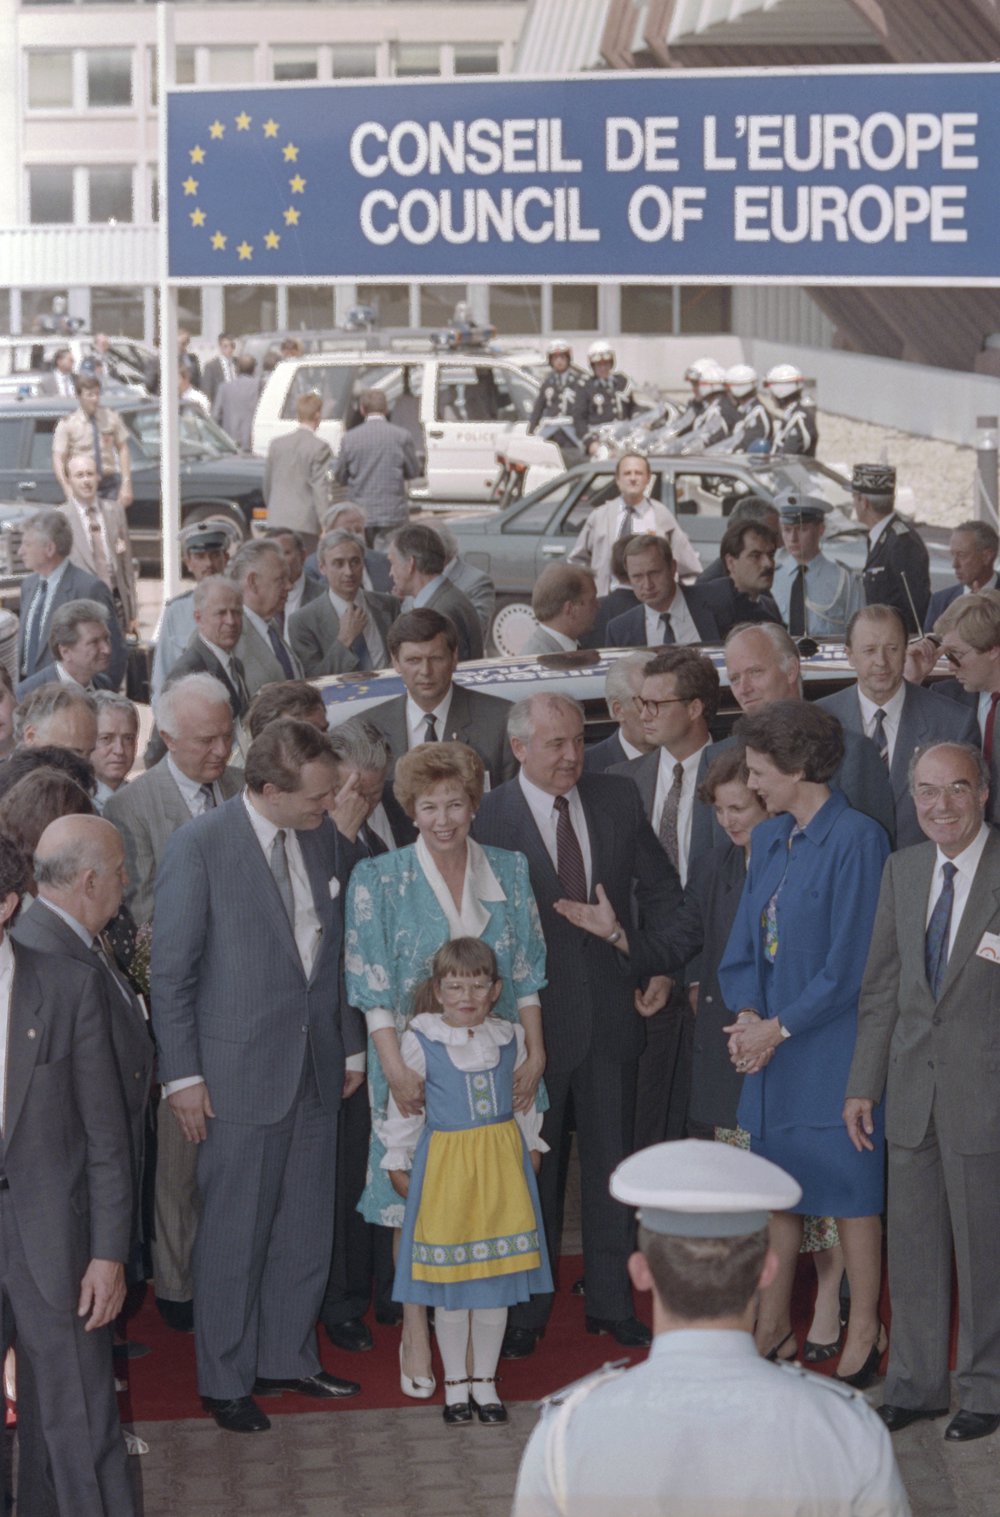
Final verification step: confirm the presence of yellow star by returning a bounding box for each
[264,230,281,250]
[189,145,205,164]
[283,143,299,162]
[211,231,227,251]
[283,206,300,226]
[289,174,306,194]
[263,119,280,138]
[182,176,198,196]
[235,111,251,131]
[189,207,206,227]
[237,240,253,261]
[209,120,225,140]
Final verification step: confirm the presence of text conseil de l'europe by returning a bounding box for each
[348,112,981,247]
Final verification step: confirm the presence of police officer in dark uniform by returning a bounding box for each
[719,363,773,453]
[679,359,739,452]
[526,339,581,456]
[765,364,819,456]
[572,339,634,446]
[855,462,931,635]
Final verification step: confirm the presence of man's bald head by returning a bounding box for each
[35,814,126,933]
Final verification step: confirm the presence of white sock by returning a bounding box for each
[470,1307,507,1405]
[435,1307,471,1404]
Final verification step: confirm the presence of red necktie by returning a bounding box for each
[985,692,1000,765]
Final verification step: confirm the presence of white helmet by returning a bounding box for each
[684,356,714,386]
[588,339,615,368]
[695,359,727,396]
[546,338,572,360]
[725,363,758,399]
[764,363,806,401]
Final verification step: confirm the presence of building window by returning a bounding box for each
[552,284,598,332]
[224,285,277,337]
[356,284,409,328]
[680,285,732,334]
[27,51,73,110]
[454,45,500,75]
[273,47,318,82]
[20,290,70,335]
[394,44,441,78]
[149,45,196,107]
[490,284,543,336]
[28,166,74,225]
[86,49,133,109]
[420,284,467,328]
[621,286,674,336]
[89,166,133,224]
[92,287,145,341]
[287,286,335,330]
[332,46,377,80]
[207,47,257,85]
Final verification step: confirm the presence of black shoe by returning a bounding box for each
[156,1298,194,1333]
[443,1399,473,1425]
[475,1400,508,1424]
[113,1340,152,1360]
[585,1315,652,1348]
[253,1371,361,1400]
[203,1396,270,1433]
[501,1326,539,1359]
[324,1318,374,1353]
[877,1404,948,1434]
[375,1304,403,1327]
[835,1327,887,1391]
[571,1277,585,1297]
[944,1409,1000,1442]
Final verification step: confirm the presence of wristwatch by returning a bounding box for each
[605,925,623,945]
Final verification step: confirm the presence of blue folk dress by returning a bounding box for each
[382,1015,552,1309]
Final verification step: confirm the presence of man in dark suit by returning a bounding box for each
[0,833,135,1515]
[607,534,723,648]
[696,499,779,586]
[17,597,113,701]
[855,462,930,635]
[266,526,326,629]
[39,345,78,399]
[388,522,484,662]
[818,606,979,847]
[846,742,1000,1443]
[229,540,303,692]
[288,530,398,677]
[923,520,1000,631]
[151,720,365,1432]
[365,608,516,844]
[699,519,785,639]
[474,693,683,1357]
[692,623,895,863]
[17,509,126,690]
[212,354,259,453]
[163,575,249,722]
[583,653,654,772]
[201,333,238,406]
[930,591,1000,825]
[308,502,393,594]
[334,387,419,540]
[523,563,598,655]
[264,392,333,554]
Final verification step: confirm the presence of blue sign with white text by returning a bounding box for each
[166,67,1000,283]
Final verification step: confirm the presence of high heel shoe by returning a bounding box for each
[764,1329,797,1363]
[399,1342,436,1400]
[835,1325,888,1390]
[802,1326,845,1365]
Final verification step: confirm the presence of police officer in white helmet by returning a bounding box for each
[765,364,819,457]
[572,339,635,449]
[527,340,582,458]
[676,360,739,453]
[713,364,773,454]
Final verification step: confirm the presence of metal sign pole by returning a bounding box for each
[157,2,182,601]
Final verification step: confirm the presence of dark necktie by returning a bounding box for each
[658,760,685,873]
[617,504,636,540]
[359,822,388,858]
[90,413,102,479]
[553,794,587,902]
[198,783,216,812]
[228,655,250,714]
[985,692,1000,767]
[659,612,675,646]
[423,713,438,743]
[872,708,889,764]
[267,621,295,679]
[350,630,371,670]
[270,829,296,928]
[788,564,807,637]
[94,935,140,1014]
[22,578,47,675]
[84,498,112,585]
[925,861,958,1000]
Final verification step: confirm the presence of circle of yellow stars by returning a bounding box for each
[182,111,306,260]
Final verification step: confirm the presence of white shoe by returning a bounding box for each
[399,1342,436,1399]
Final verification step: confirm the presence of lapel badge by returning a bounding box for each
[27,1028,36,1039]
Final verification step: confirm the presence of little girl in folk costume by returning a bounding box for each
[383,938,552,1424]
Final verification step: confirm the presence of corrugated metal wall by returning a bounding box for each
[731,286,835,350]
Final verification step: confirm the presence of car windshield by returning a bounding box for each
[755,459,856,532]
[124,405,239,460]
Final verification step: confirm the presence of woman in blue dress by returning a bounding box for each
[345,741,547,1396]
[719,700,890,1387]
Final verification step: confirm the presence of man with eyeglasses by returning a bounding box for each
[927,591,1000,824]
[847,741,1000,1445]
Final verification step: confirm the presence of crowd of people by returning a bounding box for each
[4,341,1000,1515]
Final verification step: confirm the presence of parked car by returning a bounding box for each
[0,334,155,391]
[0,395,264,570]
[252,348,540,502]
[441,453,953,653]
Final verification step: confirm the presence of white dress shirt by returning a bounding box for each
[538,624,578,652]
[644,588,700,648]
[406,689,454,748]
[167,754,222,816]
[518,771,593,896]
[328,588,386,669]
[857,683,906,767]
[925,822,991,957]
[650,743,707,886]
[614,495,661,539]
[284,572,308,620]
[0,935,15,1132]
[199,635,238,680]
[618,732,645,762]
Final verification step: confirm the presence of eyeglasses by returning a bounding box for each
[914,782,976,802]
[438,980,495,997]
[634,696,687,716]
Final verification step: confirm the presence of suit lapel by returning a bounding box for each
[158,764,197,834]
[4,948,45,1146]
[940,832,1000,999]
[447,686,474,745]
[229,801,304,972]
[891,685,923,803]
[631,751,659,821]
[504,781,565,899]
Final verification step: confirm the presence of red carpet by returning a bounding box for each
[116,1253,945,1424]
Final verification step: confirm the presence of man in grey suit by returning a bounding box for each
[212,354,259,452]
[264,392,332,554]
[437,524,496,642]
[17,598,113,699]
[288,529,398,678]
[0,833,135,1515]
[818,606,979,847]
[846,742,1000,1444]
[151,720,365,1432]
[162,576,249,721]
[334,387,418,539]
[474,694,682,1357]
[107,674,241,1332]
[923,521,1000,631]
[39,345,78,399]
[228,539,303,691]
[17,509,127,690]
[201,333,237,406]
[388,522,484,662]
[523,563,598,655]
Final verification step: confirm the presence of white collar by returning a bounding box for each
[406,688,454,739]
[41,557,71,591]
[867,513,894,547]
[539,624,578,652]
[242,605,271,641]
[407,1011,515,1048]
[414,835,506,939]
[618,733,645,761]
[199,634,232,670]
[35,896,93,950]
[935,822,991,879]
[329,587,365,618]
[167,752,211,806]
[857,682,906,724]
